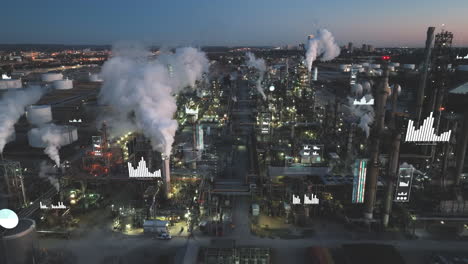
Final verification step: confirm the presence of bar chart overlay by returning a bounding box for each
[405,112,451,142]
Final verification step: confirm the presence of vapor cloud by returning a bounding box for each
[346,97,375,138]
[29,124,66,166]
[98,45,209,156]
[0,86,44,153]
[305,29,340,72]
[39,161,60,191]
[245,52,267,100]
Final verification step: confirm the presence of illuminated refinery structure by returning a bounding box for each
[0,26,468,264]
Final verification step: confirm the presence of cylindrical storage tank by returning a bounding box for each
[358,68,365,72]
[26,105,53,125]
[27,125,78,148]
[403,64,416,70]
[52,79,73,90]
[362,62,370,67]
[456,65,468,72]
[370,64,381,69]
[354,64,363,68]
[89,74,103,82]
[0,219,38,264]
[0,79,22,89]
[389,62,400,67]
[41,73,63,82]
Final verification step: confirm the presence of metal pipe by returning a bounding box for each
[382,133,401,228]
[364,62,390,220]
[415,27,436,126]
[1,154,12,199]
[163,158,171,198]
[455,111,468,186]
[383,83,401,227]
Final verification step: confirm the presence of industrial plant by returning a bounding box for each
[1,10,468,264]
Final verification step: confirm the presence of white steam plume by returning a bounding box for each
[305,29,341,72]
[99,45,209,156]
[346,97,375,137]
[0,86,44,153]
[30,124,65,166]
[39,161,60,191]
[245,52,267,100]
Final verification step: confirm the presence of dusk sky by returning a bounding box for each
[1,0,467,47]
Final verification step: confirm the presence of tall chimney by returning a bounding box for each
[162,157,171,198]
[415,27,436,126]
[455,111,468,186]
[383,84,402,227]
[363,62,390,220]
[382,133,401,227]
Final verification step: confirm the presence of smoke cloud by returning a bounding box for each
[39,161,60,191]
[30,124,65,166]
[98,45,209,156]
[245,52,267,100]
[305,29,341,72]
[0,86,44,153]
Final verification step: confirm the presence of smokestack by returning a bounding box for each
[455,111,468,186]
[415,27,436,126]
[383,82,402,227]
[363,62,390,220]
[382,132,401,228]
[346,124,355,164]
[162,157,171,198]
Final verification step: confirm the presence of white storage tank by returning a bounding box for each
[390,62,400,67]
[26,105,53,125]
[27,125,78,148]
[362,62,370,67]
[0,79,22,89]
[53,79,73,90]
[456,65,468,72]
[41,73,63,82]
[370,64,381,69]
[403,64,416,70]
[0,219,38,264]
[358,68,366,72]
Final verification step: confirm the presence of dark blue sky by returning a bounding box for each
[1,0,467,47]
